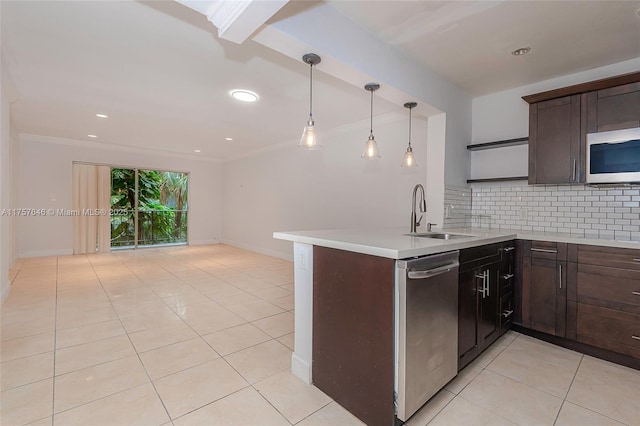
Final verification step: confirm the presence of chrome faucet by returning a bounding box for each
[410,184,427,233]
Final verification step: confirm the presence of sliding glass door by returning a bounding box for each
[110,168,188,249]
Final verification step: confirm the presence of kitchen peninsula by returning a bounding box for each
[274,227,640,425]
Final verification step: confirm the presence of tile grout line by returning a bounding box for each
[50,255,60,425]
[552,354,583,425]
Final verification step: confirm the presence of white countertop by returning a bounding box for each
[273,227,640,259]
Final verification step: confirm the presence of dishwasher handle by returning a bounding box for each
[407,261,459,280]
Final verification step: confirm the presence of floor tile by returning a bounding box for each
[254,370,331,424]
[140,338,219,380]
[566,356,640,425]
[487,336,581,398]
[460,369,563,425]
[55,306,119,330]
[153,358,248,419]
[555,401,626,426]
[277,332,294,351]
[128,322,197,353]
[1,351,54,391]
[226,300,285,322]
[0,332,55,362]
[224,340,291,384]
[404,389,455,426]
[428,396,516,426]
[54,356,149,413]
[55,335,136,375]
[251,312,294,338]
[119,307,183,333]
[297,401,365,426]
[203,323,271,356]
[53,383,169,426]
[1,317,55,341]
[0,378,53,426]
[55,319,126,349]
[444,362,483,395]
[182,308,246,336]
[173,386,289,426]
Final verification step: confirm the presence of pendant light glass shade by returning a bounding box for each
[299,53,322,150]
[362,134,381,159]
[401,102,418,168]
[362,83,381,160]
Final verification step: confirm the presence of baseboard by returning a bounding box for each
[19,248,74,258]
[291,352,312,384]
[221,239,293,262]
[188,239,221,246]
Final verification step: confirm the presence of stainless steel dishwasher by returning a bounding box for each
[395,250,459,422]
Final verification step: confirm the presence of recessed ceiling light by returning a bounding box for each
[511,47,531,56]
[95,113,108,118]
[225,137,233,141]
[231,90,259,102]
[194,149,201,153]
[87,134,97,138]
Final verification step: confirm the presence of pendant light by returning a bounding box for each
[362,83,381,159]
[401,102,418,168]
[299,53,322,150]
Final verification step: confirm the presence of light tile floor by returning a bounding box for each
[1,245,639,426]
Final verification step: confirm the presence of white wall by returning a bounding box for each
[222,113,429,259]
[18,135,223,257]
[471,58,640,179]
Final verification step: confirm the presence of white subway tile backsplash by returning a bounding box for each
[468,183,640,240]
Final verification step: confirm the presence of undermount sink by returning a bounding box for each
[404,232,472,240]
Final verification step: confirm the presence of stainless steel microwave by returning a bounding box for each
[587,127,640,185]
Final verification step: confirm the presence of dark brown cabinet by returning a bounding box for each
[528,95,582,184]
[575,245,640,359]
[524,71,640,185]
[519,240,573,338]
[585,82,640,133]
[458,241,515,370]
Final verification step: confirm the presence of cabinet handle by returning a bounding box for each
[502,273,515,280]
[531,248,557,254]
[633,259,640,262]
[486,270,490,297]
[633,291,640,296]
[503,247,515,253]
[572,158,577,182]
[632,336,640,341]
[559,264,562,289]
[502,310,514,318]
[476,272,487,298]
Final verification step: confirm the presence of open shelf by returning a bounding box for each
[467,137,528,151]
[467,176,528,184]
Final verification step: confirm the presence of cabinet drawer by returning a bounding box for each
[529,241,567,261]
[577,265,640,314]
[578,244,640,271]
[577,303,640,359]
[460,243,502,270]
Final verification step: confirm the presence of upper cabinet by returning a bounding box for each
[585,81,640,133]
[528,95,581,184]
[523,71,640,185]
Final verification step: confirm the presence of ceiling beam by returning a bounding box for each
[175,0,289,44]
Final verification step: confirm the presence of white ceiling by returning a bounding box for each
[3,1,639,160]
[330,0,640,96]
[1,0,397,160]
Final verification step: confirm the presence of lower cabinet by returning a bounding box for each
[458,241,515,371]
[517,240,640,363]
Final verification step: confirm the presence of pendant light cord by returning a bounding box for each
[309,63,313,118]
[369,89,374,134]
[408,107,412,148]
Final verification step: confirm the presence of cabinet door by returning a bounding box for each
[478,263,501,346]
[529,258,567,337]
[529,95,582,184]
[586,82,640,132]
[458,267,480,367]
